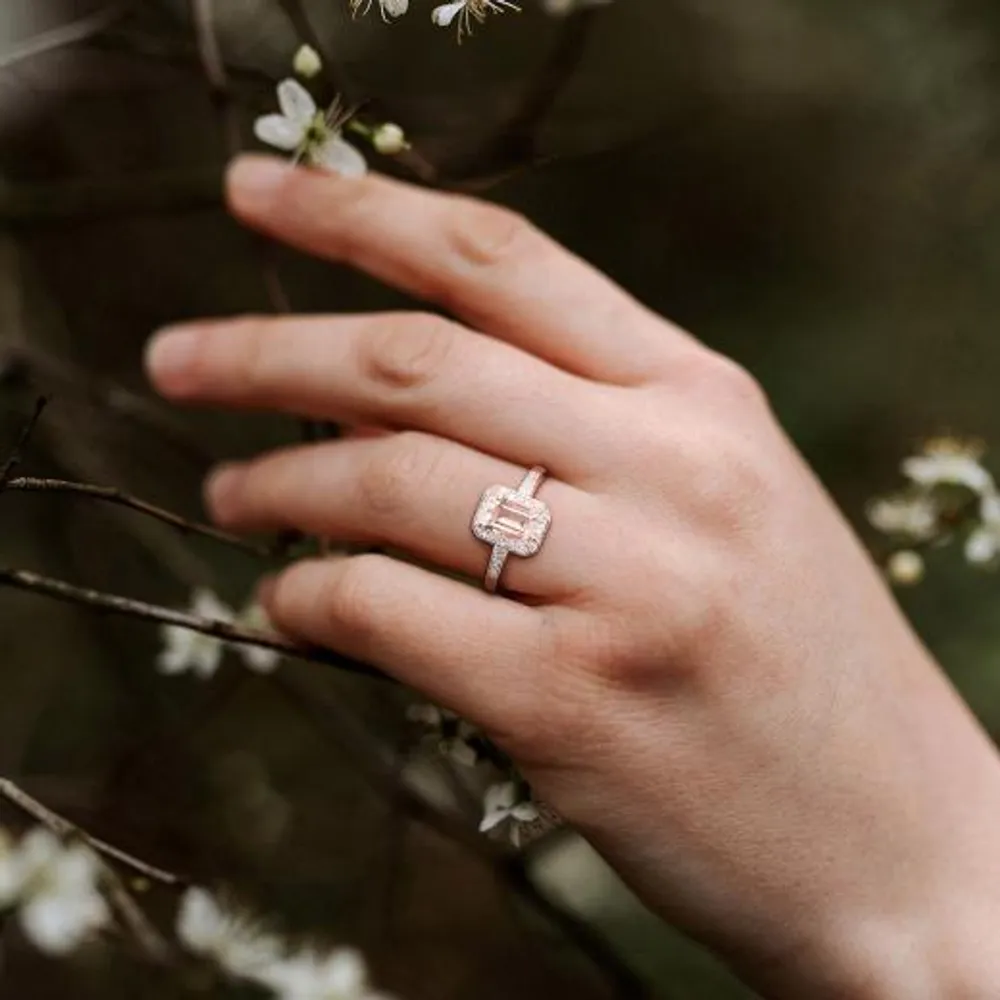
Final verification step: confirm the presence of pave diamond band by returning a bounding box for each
[471,466,552,594]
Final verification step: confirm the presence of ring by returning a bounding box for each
[471,466,552,594]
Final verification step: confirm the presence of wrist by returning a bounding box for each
[756,899,1000,1000]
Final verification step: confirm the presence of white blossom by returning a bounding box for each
[351,0,409,20]
[236,603,283,674]
[479,782,539,846]
[432,0,519,42]
[407,703,480,766]
[158,589,233,679]
[177,887,283,979]
[965,493,1000,566]
[293,45,323,79]
[260,947,393,1000]
[901,437,994,495]
[865,493,940,540]
[255,80,368,178]
[0,829,109,956]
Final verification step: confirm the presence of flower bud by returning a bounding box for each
[372,122,409,155]
[293,45,322,79]
[887,550,925,586]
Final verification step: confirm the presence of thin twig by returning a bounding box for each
[5,477,272,558]
[0,567,384,680]
[0,2,132,73]
[186,0,292,313]
[0,778,175,962]
[103,876,173,963]
[445,9,601,187]
[0,778,180,886]
[0,397,46,492]
[188,0,241,154]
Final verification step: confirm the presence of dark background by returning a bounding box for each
[2,1,1000,997]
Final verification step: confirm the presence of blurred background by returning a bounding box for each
[2,0,1000,997]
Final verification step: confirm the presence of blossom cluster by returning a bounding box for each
[178,887,394,1000]
[158,588,282,679]
[0,828,109,956]
[408,704,540,845]
[350,0,607,41]
[253,46,409,177]
[867,436,1000,584]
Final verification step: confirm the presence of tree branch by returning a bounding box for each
[0,397,46,492]
[0,778,176,962]
[0,567,383,680]
[5,476,272,558]
[0,2,133,73]
[0,778,180,886]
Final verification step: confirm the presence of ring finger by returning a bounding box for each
[207,431,606,599]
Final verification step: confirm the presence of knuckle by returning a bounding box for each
[448,199,538,270]
[361,314,455,392]
[320,558,381,637]
[359,433,441,520]
[224,316,275,393]
[698,352,769,410]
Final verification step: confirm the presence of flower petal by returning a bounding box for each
[254,115,304,151]
[313,137,368,178]
[277,78,317,125]
[177,887,224,952]
[432,1,467,26]
[966,527,999,565]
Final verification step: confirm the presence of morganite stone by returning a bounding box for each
[493,496,534,540]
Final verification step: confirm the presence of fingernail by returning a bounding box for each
[145,327,198,390]
[227,155,292,210]
[205,463,245,518]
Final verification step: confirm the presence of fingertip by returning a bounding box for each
[225,154,296,216]
[204,462,246,522]
[144,327,198,396]
[269,558,329,625]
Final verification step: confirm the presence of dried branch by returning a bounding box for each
[0,778,176,962]
[0,778,180,886]
[5,476,272,558]
[0,2,132,73]
[186,0,292,314]
[0,397,46,492]
[453,10,600,184]
[0,567,383,681]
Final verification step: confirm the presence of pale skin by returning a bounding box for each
[146,154,1000,999]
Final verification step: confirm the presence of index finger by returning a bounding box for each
[225,155,698,385]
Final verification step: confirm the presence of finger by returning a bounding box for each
[207,432,599,599]
[145,311,614,481]
[225,155,699,385]
[265,554,545,732]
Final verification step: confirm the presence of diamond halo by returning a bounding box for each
[471,467,551,593]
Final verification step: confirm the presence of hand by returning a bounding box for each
[146,155,1000,999]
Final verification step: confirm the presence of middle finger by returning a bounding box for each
[147,312,616,483]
